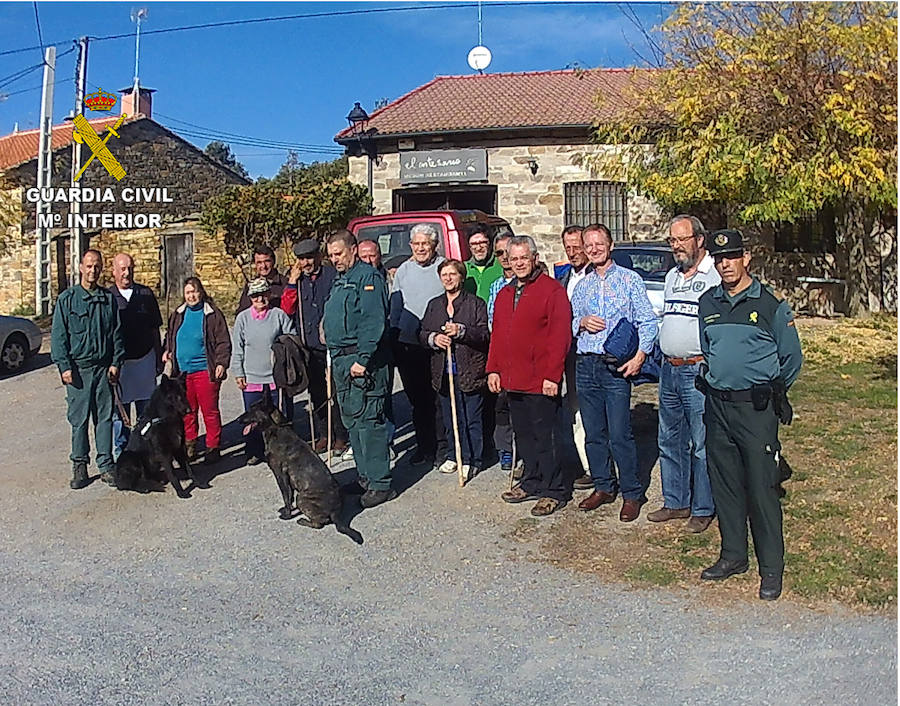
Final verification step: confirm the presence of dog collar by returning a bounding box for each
[139,417,164,437]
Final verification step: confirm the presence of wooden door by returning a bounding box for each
[162,232,194,319]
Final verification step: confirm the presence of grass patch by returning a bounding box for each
[536,317,897,613]
[625,562,678,586]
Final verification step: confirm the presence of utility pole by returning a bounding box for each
[69,37,88,286]
[35,45,56,317]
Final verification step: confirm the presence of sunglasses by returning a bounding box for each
[494,249,506,256]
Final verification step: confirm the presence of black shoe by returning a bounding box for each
[341,480,367,495]
[70,462,89,490]
[360,488,397,508]
[759,573,783,601]
[409,450,434,467]
[700,557,749,581]
[100,470,117,487]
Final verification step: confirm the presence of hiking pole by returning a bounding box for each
[326,351,333,470]
[446,341,465,487]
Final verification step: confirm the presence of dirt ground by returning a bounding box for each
[0,329,895,704]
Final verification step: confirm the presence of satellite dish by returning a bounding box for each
[467,45,492,72]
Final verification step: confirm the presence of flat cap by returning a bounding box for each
[293,239,320,258]
[707,229,745,257]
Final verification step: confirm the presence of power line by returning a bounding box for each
[155,112,344,153]
[0,61,45,90]
[166,126,345,156]
[0,77,68,99]
[0,44,75,90]
[32,1,45,58]
[0,2,679,57]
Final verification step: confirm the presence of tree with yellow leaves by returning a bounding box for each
[595,2,897,315]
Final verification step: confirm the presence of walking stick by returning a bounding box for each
[326,352,333,470]
[446,342,465,487]
[509,437,517,492]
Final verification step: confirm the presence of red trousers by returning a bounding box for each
[184,371,222,449]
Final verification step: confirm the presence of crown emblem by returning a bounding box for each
[84,88,117,112]
[714,233,728,247]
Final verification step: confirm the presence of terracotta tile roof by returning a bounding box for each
[334,68,656,140]
[0,115,137,171]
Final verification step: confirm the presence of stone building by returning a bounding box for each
[335,69,896,315]
[0,85,250,318]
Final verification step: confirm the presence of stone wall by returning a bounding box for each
[350,142,897,316]
[350,142,666,266]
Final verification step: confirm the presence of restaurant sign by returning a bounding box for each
[400,149,488,184]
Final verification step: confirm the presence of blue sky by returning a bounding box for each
[0,1,670,178]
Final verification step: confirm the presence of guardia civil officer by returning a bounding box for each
[322,229,395,508]
[697,229,802,601]
[51,249,125,490]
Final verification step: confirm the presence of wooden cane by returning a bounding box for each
[509,437,517,492]
[326,353,333,470]
[446,343,465,487]
[306,397,316,451]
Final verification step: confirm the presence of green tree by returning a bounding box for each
[200,165,370,264]
[204,140,250,179]
[272,153,348,189]
[594,2,897,315]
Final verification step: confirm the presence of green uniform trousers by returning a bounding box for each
[332,355,391,491]
[705,395,784,576]
[66,365,115,472]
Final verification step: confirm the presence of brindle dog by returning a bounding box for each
[238,396,363,545]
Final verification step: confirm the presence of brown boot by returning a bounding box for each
[647,506,690,523]
[685,515,714,533]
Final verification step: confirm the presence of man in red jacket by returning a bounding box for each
[487,235,572,516]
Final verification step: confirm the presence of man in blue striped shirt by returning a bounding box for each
[570,224,658,522]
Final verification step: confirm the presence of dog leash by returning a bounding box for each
[113,383,132,429]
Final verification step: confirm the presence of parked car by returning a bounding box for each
[347,210,514,264]
[0,315,43,373]
[611,241,676,319]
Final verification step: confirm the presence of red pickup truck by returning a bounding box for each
[347,210,514,264]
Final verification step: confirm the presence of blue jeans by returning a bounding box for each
[575,355,645,500]
[438,380,484,469]
[113,398,149,461]
[242,387,293,459]
[657,361,715,516]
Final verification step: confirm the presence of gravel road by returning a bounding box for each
[0,348,895,705]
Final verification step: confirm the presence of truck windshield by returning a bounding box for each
[356,221,446,261]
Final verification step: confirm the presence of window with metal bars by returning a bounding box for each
[774,207,837,253]
[564,181,628,240]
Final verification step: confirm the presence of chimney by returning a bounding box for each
[118,82,156,118]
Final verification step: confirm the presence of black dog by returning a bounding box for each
[114,374,196,498]
[238,396,363,545]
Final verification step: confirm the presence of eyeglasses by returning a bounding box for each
[470,240,490,247]
[666,235,697,246]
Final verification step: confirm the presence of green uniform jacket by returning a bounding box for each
[464,257,504,303]
[51,284,125,374]
[322,260,389,369]
[698,277,802,391]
